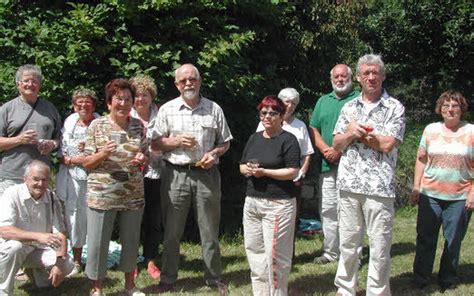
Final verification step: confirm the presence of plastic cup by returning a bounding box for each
[110,132,122,145]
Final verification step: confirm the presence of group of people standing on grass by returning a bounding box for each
[0,63,232,296]
[0,53,471,296]
[309,55,472,296]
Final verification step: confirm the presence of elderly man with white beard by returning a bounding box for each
[150,64,233,294]
[309,64,359,264]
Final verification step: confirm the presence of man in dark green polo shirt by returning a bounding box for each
[309,64,359,264]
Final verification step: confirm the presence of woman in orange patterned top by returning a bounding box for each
[82,78,147,296]
[411,90,473,292]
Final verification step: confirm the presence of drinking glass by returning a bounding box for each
[247,158,260,174]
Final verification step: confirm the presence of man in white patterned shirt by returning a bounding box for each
[150,64,232,294]
[332,54,405,296]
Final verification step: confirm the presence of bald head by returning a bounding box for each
[174,64,202,103]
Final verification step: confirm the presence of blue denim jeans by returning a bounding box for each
[413,194,471,286]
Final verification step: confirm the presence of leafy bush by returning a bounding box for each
[395,121,426,207]
[0,1,471,234]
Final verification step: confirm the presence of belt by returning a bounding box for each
[164,159,202,170]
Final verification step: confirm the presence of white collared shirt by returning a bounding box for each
[0,184,66,246]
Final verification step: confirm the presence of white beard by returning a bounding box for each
[182,89,197,100]
[332,80,353,95]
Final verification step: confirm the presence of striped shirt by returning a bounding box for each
[419,121,473,201]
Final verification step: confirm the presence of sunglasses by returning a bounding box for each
[259,111,280,117]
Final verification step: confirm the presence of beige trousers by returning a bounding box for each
[243,196,296,296]
[334,191,394,296]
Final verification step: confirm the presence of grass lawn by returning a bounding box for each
[15,207,474,295]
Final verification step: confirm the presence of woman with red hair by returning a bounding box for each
[240,95,301,295]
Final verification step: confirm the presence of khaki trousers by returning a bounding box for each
[243,196,296,296]
[335,191,394,296]
[318,169,340,261]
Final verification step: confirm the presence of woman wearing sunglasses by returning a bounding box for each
[240,95,301,295]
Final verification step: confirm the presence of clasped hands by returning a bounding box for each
[18,130,57,155]
[243,163,264,178]
[347,121,372,140]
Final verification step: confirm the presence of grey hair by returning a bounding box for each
[24,160,50,177]
[72,87,98,104]
[356,54,385,75]
[174,64,201,82]
[329,65,353,79]
[15,64,42,84]
[278,88,300,105]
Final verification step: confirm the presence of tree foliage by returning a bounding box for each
[0,0,471,233]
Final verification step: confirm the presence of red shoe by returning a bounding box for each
[133,267,140,280]
[147,261,161,279]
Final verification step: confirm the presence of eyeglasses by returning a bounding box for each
[112,97,133,104]
[74,100,94,106]
[259,111,280,117]
[176,77,198,87]
[21,79,40,85]
[441,104,461,110]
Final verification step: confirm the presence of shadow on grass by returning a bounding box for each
[391,242,416,258]
[179,254,248,273]
[459,263,474,284]
[289,273,338,295]
[140,268,251,294]
[293,249,319,265]
[390,263,474,296]
[17,275,120,295]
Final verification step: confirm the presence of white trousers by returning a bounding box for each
[335,191,394,296]
[0,240,74,295]
[64,178,87,248]
[243,196,296,296]
[318,169,340,261]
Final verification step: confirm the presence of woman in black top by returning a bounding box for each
[240,95,300,295]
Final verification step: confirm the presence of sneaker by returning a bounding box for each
[313,255,331,264]
[205,279,229,295]
[155,282,174,294]
[67,263,82,278]
[124,287,145,296]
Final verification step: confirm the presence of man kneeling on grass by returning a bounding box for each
[0,160,74,295]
